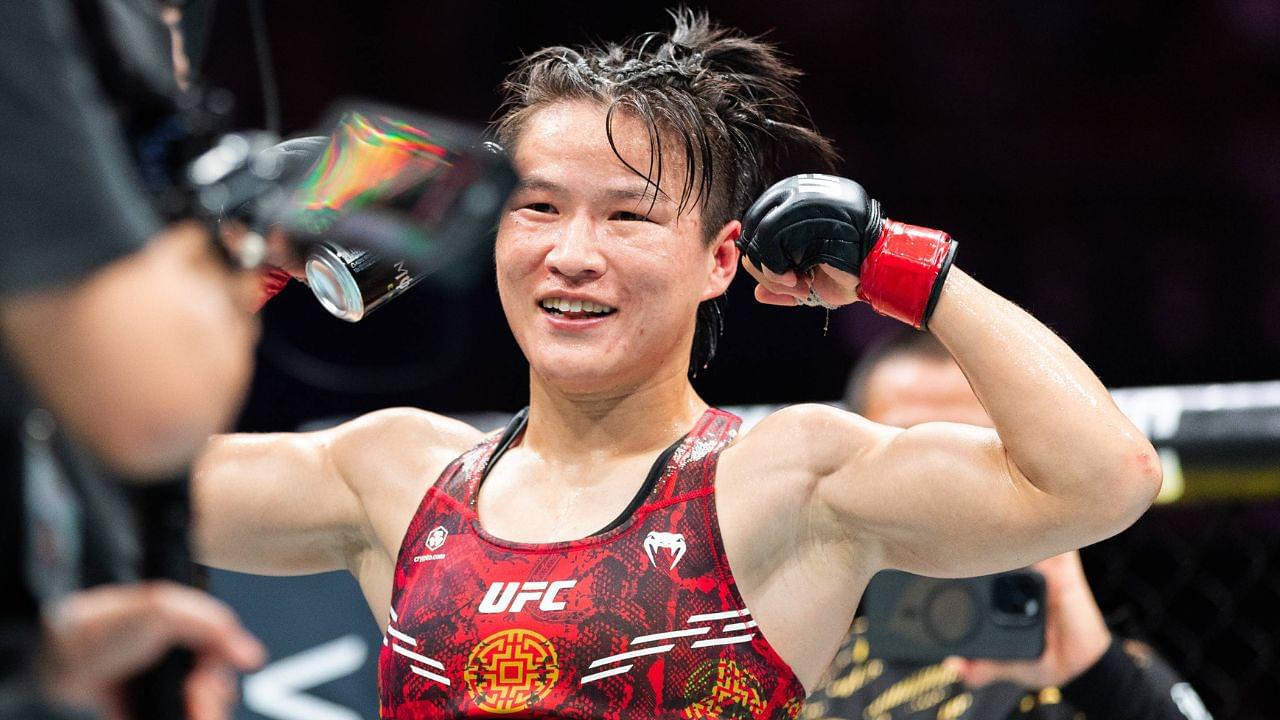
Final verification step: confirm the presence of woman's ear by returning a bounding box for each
[702,220,741,300]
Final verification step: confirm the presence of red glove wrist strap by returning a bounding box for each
[856,220,956,329]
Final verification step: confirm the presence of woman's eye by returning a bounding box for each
[523,202,557,214]
[612,211,652,222]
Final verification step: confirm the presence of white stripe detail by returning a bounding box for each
[410,664,451,686]
[588,643,675,668]
[630,627,711,645]
[580,664,633,685]
[722,620,758,632]
[389,607,398,622]
[691,634,756,649]
[393,643,445,670]
[686,608,750,623]
[386,626,417,647]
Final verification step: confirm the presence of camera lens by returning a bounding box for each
[991,574,1043,627]
[305,244,366,321]
[922,582,980,647]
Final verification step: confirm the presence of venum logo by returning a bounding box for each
[644,531,687,570]
[478,580,577,614]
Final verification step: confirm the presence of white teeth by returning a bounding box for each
[540,298,616,315]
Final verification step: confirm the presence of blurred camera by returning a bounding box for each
[862,569,1045,663]
[187,102,516,321]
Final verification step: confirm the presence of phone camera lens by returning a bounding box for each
[922,582,980,646]
[992,574,1043,627]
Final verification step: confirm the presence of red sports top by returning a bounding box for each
[377,407,806,719]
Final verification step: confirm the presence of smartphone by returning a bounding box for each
[862,569,1046,663]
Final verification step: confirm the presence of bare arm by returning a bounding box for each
[192,408,481,576]
[828,270,1159,575]
[745,269,1160,578]
[0,223,259,480]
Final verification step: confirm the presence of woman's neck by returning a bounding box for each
[523,366,708,463]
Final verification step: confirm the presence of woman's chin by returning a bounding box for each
[534,355,679,399]
[531,356,619,393]
[525,341,686,397]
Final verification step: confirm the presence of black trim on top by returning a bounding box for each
[480,407,529,486]
[921,239,958,332]
[476,406,689,536]
[592,434,686,537]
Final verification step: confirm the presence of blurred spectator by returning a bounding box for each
[0,1,263,716]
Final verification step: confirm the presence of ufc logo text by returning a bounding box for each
[478,580,577,614]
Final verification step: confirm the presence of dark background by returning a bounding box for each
[196,0,1280,431]
[194,3,1278,718]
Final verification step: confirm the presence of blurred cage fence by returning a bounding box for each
[1084,382,1280,720]
[297,381,1280,719]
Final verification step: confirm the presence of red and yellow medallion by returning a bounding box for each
[682,658,766,718]
[464,628,561,714]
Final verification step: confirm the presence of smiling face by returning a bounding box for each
[495,101,740,395]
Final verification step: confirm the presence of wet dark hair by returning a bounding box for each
[494,8,837,376]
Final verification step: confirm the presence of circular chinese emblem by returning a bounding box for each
[464,628,560,714]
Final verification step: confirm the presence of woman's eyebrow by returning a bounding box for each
[515,176,674,205]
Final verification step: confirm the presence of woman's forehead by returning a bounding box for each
[512,101,694,196]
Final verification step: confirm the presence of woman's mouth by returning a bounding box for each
[539,297,618,320]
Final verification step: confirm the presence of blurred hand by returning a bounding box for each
[40,581,266,720]
[0,221,261,479]
[943,551,1111,689]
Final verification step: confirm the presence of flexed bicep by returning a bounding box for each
[775,405,1073,579]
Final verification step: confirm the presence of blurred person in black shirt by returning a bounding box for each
[804,330,1212,720]
[0,0,265,717]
